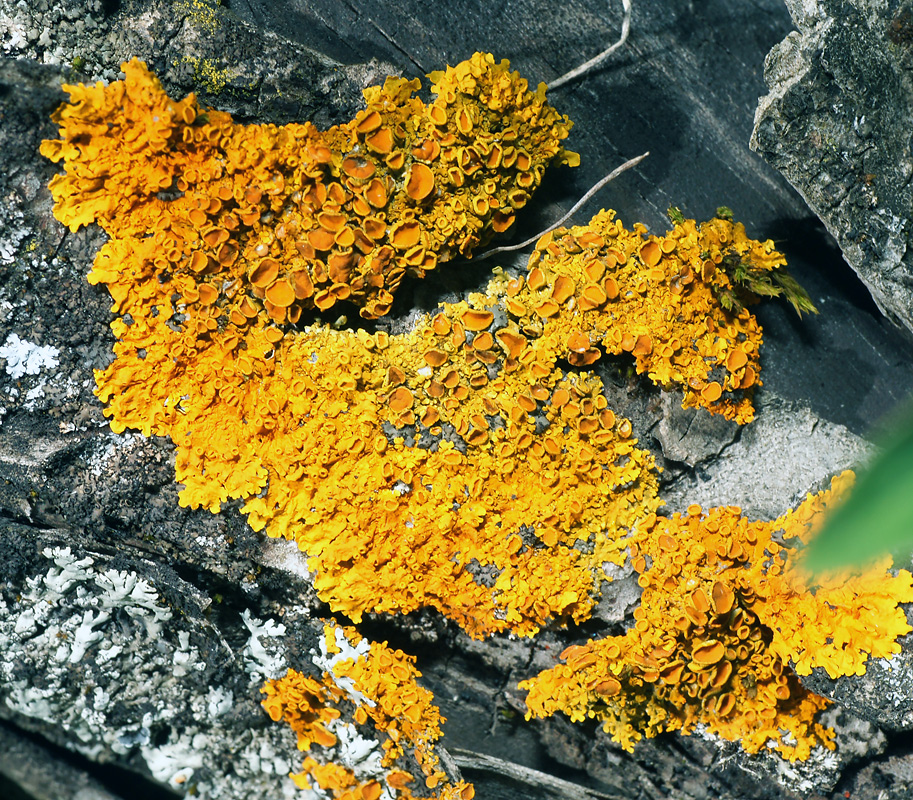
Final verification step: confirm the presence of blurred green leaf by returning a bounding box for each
[803,406,913,576]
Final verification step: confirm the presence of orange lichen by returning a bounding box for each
[40,75,805,635]
[262,623,474,800]
[521,473,913,760]
[519,210,786,423]
[44,51,897,768]
[39,54,577,321]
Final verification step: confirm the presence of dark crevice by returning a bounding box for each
[0,718,178,800]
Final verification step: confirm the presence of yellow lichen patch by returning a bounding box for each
[41,46,830,672]
[73,191,666,639]
[40,54,577,321]
[760,471,913,679]
[262,623,474,800]
[47,196,798,636]
[521,474,913,761]
[517,210,795,422]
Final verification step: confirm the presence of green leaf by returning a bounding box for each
[802,405,913,576]
[667,206,685,225]
[718,290,741,313]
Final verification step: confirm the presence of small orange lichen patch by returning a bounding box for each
[262,623,474,800]
[521,473,913,761]
[40,54,576,321]
[460,309,494,331]
[517,210,788,423]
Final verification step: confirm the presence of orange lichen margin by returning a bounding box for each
[261,622,474,800]
[521,473,913,761]
[39,54,577,320]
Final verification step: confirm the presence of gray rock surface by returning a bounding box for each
[801,631,913,732]
[0,721,128,800]
[752,0,913,336]
[3,1,913,799]
[0,529,312,799]
[660,394,873,520]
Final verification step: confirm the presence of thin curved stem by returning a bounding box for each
[549,0,633,90]
[474,150,648,263]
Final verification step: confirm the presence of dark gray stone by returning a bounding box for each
[752,0,913,336]
[653,392,741,468]
[660,395,873,520]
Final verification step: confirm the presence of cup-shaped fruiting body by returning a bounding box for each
[521,474,913,761]
[522,210,787,423]
[261,623,475,799]
[40,54,577,322]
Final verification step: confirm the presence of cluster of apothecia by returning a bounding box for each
[40,52,913,793]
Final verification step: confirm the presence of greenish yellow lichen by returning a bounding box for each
[178,55,235,95]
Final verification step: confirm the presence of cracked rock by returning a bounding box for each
[752,0,913,336]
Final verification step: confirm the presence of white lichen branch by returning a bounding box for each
[549,0,633,89]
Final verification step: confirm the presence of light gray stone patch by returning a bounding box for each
[661,395,872,520]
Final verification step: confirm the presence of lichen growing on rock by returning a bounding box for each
[261,623,474,800]
[39,54,577,320]
[37,54,845,641]
[504,209,789,424]
[520,473,913,761]
[38,51,913,777]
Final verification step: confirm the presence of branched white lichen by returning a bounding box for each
[240,609,288,682]
[312,625,375,708]
[0,333,59,380]
[0,547,301,799]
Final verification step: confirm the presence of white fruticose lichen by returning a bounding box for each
[240,609,288,682]
[326,718,386,784]
[767,740,841,795]
[0,192,33,264]
[0,332,59,380]
[312,626,375,708]
[0,546,302,799]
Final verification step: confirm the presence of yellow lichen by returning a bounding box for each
[35,195,787,637]
[521,473,913,760]
[261,623,474,800]
[40,53,908,768]
[40,106,798,634]
[522,210,778,423]
[40,54,576,320]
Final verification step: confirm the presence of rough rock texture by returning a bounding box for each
[0,534,314,799]
[752,0,913,336]
[4,0,913,799]
[801,632,913,731]
[0,721,128,800]
[659,395,873,520]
